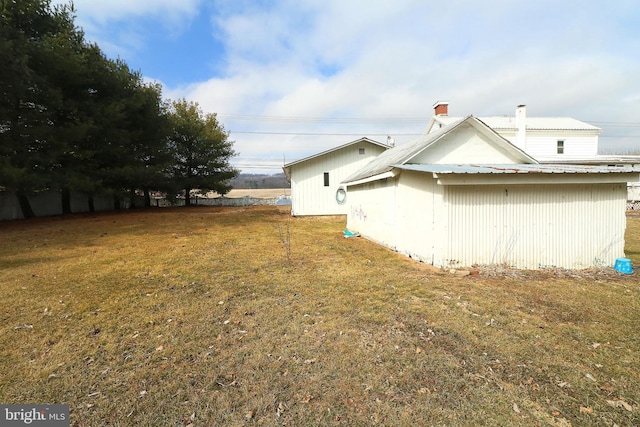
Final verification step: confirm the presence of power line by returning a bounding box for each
[233,165,284,170]
[229,131,421,136]
[219,114,426,124]
[219,113,640,127]
[230,130,638,138]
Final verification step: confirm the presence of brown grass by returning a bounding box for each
[0,207,639,426]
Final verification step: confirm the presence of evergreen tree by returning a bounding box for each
[0,0,231,217]
[167,99,238,206]
[0,0,76,217]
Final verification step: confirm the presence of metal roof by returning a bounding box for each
[283,137,388,168]
[282,137,389,180]
[536,155,640,165]
[395,163,640,175]
[342,116,537,184]
[434,116,601,132]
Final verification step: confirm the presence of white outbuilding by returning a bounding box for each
[342,116,640,270]
[283,137,389,216]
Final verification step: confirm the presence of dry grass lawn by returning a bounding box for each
[0,206,639,426]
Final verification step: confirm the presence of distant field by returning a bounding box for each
[206,188,290,198]
[0,207,639,426]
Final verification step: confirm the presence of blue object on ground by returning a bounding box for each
[614,257,633,274]
[343,230,360,238]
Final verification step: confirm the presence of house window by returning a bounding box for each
[359,148,365,155]
[323,172,330,187]
[557,140,564,154]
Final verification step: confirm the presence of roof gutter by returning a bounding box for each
[433,172,639,186]
[342,170,399,187]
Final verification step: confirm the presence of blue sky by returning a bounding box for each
[56,0,640,173]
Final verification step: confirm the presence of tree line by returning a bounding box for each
[0,0,238,218]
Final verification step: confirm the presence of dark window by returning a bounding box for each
[323,172,329,187]
[557,140,564,154]
[359,148,365,155]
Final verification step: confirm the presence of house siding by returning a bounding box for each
[346,173,628,270]
[290,142,386,216]
[342,116,635,270]
[442,183,627,269]
[413,125,524,164]
[498,131,599,158]
[346,178,398,249]
[395,171,447,264]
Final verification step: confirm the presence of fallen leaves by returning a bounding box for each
[13,324,33,330]
[183,412,196,426]
[600,384,614,394]
[300,395,314,403]
[606,399,633,412]
[245,408,257,420]
[276,402,286,418]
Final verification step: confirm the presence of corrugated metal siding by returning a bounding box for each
[442,183,627,269]
[291,142,386,215]
[395,171,443,263]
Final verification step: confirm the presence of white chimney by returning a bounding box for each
[515,105,526,151]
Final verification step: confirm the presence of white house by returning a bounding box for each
[426,101,640,202]
[283,137,389,216]
[342,116,639,270]
[425,102,602,161]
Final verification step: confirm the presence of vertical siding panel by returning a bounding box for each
[445,183,625,269]
[290,142,387,215]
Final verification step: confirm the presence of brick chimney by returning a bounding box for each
[433,101,449,116]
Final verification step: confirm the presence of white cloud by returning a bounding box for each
[52,0,203,62]
[60,0,201,26]
[57,0,640,167]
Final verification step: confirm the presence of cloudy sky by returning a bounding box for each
[56,0,639,173]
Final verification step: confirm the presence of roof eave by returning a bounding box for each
[282,137,389,169]
[342,170,399,187]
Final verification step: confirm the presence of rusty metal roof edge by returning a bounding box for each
[393,163,640,174]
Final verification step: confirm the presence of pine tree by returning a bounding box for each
[167,99,239,206]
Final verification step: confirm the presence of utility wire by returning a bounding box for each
[218,114,426,123]
[218,113,640,127]
[229,131,421,136]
